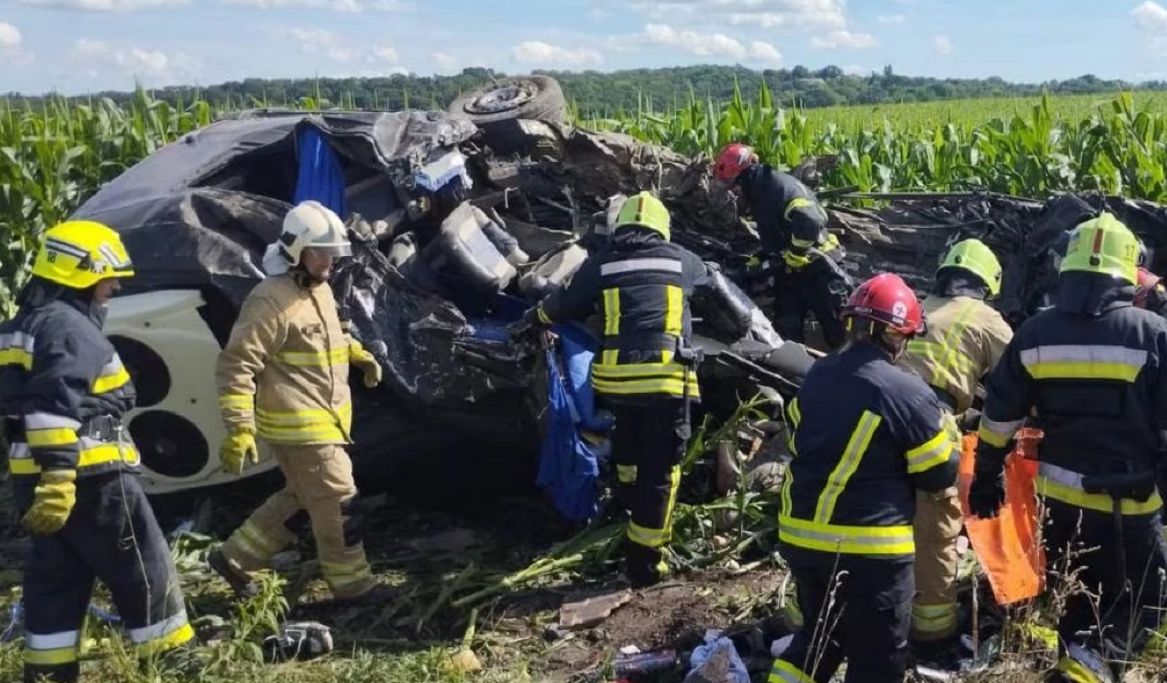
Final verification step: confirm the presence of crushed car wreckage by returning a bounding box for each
[68,76,1167,504]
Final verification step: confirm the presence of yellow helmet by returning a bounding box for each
[1060,213,1139,286]
[615,191,671,241]
[32,220,134,290]
[938,238,1002,297]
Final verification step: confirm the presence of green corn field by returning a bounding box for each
[4,85,1167,312]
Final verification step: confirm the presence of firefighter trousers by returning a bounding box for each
[770,550,913,683]
[16,471,192,683]
[609,399,688,586]
[1043,499,1167,650]
[912,486,962,645]
[774,258,852,350]
[221,443,375,599]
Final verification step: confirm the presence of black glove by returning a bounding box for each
[958,408,982,432]
[968,469,1006,519]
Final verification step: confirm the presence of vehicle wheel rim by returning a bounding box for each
[467,83,535,114]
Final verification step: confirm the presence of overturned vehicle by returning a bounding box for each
[73,94,813,499]
[72,76,1167,504]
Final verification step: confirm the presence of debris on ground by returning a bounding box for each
[559,589,633,629]
[684,632,750,683]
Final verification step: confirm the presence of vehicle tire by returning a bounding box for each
[448,75,568,126]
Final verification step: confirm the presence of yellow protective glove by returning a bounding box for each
[781,248,812,270]
[349,341,383,388]
[220,427,259,476]
[22,469,77,535]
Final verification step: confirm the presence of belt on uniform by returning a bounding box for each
[3,414,122,442]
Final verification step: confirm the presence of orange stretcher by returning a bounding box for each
[958,429,1046,605]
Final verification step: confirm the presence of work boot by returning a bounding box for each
[208,547,259,599]
[324,583,395,608]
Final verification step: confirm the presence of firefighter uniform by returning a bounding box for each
[773,274,958,683]
[214,201,379,600]
[898,239,1013,647]
[737,165,851,349]
[0,222,192,683]
[535,192,708,586]
[971,214,1167,680]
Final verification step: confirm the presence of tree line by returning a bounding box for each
[6,65,1161,115]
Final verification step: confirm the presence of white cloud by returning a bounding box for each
[512,40,603,67]
[0,22,22,53]
[933,33,953,55]
[70,38,198,85]
[748,41,783,65]
[811,29,878,49]
[17,0,186,9]
[877,13,905,24]
[632,0,846,30]
[1134,1,1167,32]
[224,0,408,10]
[431,51,458,69]
[643,23,746,59]
[278,27,402,65]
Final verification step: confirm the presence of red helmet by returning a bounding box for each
[713,143,756,182]
[843,273,925,336]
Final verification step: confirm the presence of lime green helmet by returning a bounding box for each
[1060,212,1139,285]
[937,238,1002,297]
[615,191,671,241]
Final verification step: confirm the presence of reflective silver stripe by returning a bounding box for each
[23,413,81,430]
[0,332,35,352]
[600,258,683,276]
[99,354,125,376]
[980,416,1025,436]
[25,630,79,649]
[906,436,952,471]
[8,442,31,460]
[128,613,189,644]
[1020,345,1147,369]
[44,238,88,260]
[1038,462,1087,490]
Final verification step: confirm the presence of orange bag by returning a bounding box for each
[958,429,1046,605]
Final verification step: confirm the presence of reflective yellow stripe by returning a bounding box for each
[780,463,794,515]
[907,298,980,399]
[602,288,621,336]
[783,196,814,220]
[617,464,638,484]
[137,623,194,657]
[321,557,373,582]
[602,349,619,365]
[913,603,958,637]
[786,398,800,454]
[23,647,78,665]
[664,285,683,337]
[92,366,131,394]
[769,659,815,683]
[234,519,284,558]
[661,465,681,541]
[26,428,78,448]
[813,410,881,523]
[1056,656,1108,683]
[782,250,812,269]
[256,424,348,443]
[593,361,688,379]
[977,416,1024,448]
[905,430,953,474]
[0,348,33,370]
[592,376,700,398]
[9,443,133,475]
[1036,475,1162,515]
[219,394,253,409]
[536,306,552,325]
[628,521,669,548]
[779,515,915,555]
[275,347,350,367]
[1021,345,1146,382]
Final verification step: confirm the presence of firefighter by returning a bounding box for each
[898,239,1013,656]
[712,143,852,349]
[0,221,193,683]
[208,200,385,602]
[970,213,1167,681]
[528,191,708,587]
[772,273,958,683]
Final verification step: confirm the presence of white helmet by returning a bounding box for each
[263,201,351,275]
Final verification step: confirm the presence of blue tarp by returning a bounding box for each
[536,324,612,521]
[294,126,346,217]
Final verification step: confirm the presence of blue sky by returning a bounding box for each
[0,0,1164,95]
